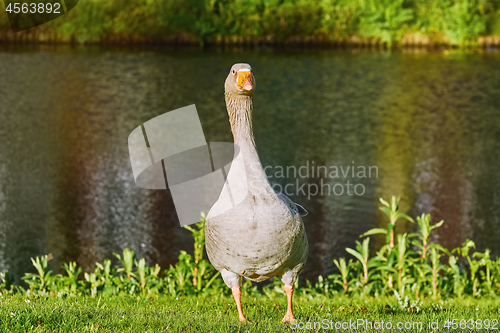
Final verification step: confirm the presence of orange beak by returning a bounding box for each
[236,70,253,91]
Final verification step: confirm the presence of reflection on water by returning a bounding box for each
[0,46,499,281]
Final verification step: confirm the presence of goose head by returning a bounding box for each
[225,63,255,97]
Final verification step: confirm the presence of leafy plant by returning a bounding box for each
[445,255,463,297]
[0,271,15,295]
[84,269,101,297]
[62,262,83,295]
[4,196,500,301]
[329,257,352,292]
[440,0,488,45]
[429,247,444,299]
[454,240,480,296]
[95,259,118,295]
[394,233,414,295]
[474,249,494,295]
[394,289,422,312]
[346,237,374,290]
[410,214,444,259]
[363,196,413,248]
[358,0,414,45]
[22,254,58,296]
[370,243,397,293]
[114,248,136,279]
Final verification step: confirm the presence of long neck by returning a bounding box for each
[225,93,255,147]
[225,93,275,198]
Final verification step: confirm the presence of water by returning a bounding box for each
[1,45,499,281]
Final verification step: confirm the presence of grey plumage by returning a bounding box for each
[205,63,308,292]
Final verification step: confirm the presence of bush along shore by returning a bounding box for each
[1,0,500,47]
[1,196,500,303]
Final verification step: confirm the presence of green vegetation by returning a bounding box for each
[1,0,500,46]
[0,294,499,332]
[0,196,499,330]
[1,196,500,301]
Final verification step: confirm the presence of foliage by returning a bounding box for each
[2,0,500,46]
[411,213,444,259]
[165,218,224,296]
[0,271,16,294]
[341,196,500,301]
[362,196,413,248]
[0,196,499,304]
[329,257,352,292]
[13,218,224,298]
[21,254,58,296]
[439,0,490,45]
[320,0,360,40]
[345,237,373,291]
[358,0,414,45]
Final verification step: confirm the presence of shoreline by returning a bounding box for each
[1,29,500,49]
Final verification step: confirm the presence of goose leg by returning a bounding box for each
[231,286,247,322]
[221,269,248,322]
[282,284,295,322]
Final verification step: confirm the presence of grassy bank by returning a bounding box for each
[1,294,499,332]
[0,196,499,303]
[0,197,499,330]
[1,0,500,47]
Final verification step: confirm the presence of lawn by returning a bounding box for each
[1,293,499,332]
[4,196,500,331]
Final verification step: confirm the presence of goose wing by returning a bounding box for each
[276,192,308,217]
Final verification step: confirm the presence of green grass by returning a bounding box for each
[1,293,499,332]
[1,196,500,331]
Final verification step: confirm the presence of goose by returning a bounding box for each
[205,63,308,322]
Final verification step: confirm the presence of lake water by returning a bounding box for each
[1,45,499,281]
